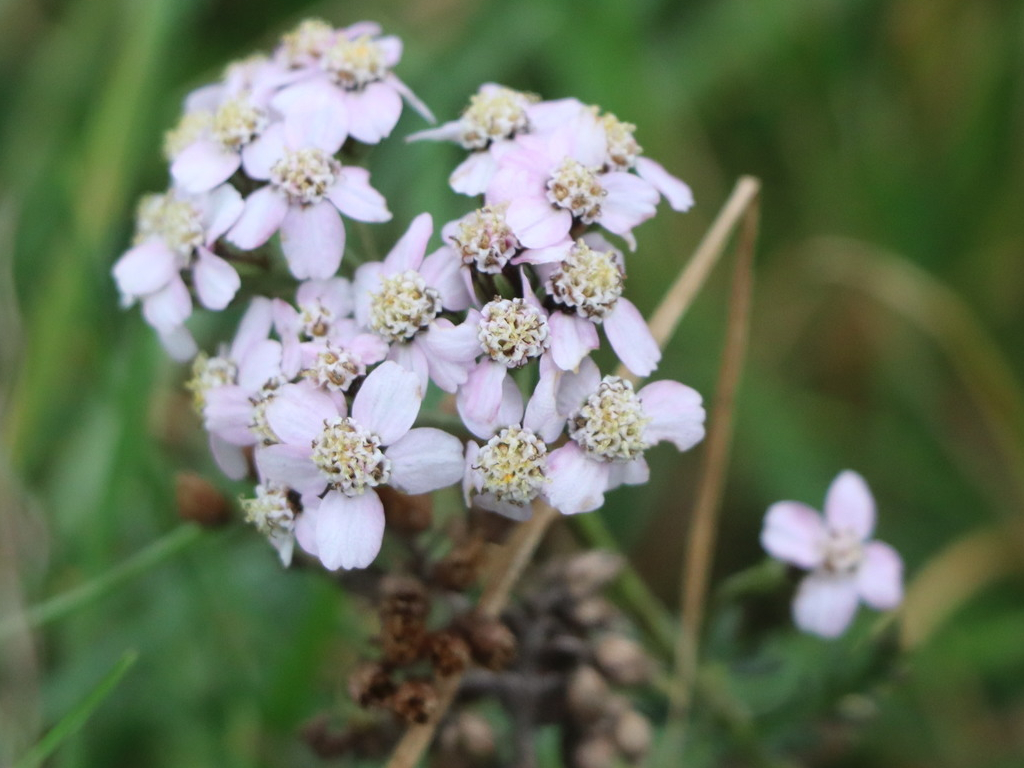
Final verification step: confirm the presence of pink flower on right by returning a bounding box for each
[760,470,904,638]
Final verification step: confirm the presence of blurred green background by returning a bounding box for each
[2,0,1024,765]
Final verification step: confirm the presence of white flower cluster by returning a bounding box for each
[112,20,707,572]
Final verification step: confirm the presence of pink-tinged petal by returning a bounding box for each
[386,427,465,494]
[599,172,659,235]
[230,296,274,362]
[606,457,649,489]
[142,276,192,332]
[266,381,339,445]
[376,35,403,66]
[384,212,432,273]
[556,356,602,416]
[315,490,385,570]
[280,200,345,280]
[506,197,571,249]
[792,573,860,639]
[327,166,391,222]
[256,443,324,497]
[194,247,240,310]
[485,164,535,207]
[184,82,221,113]
[388,342,430,393]
[281,81,348,153]
[638,380,706,451]
[209,433,248,480]
[388,73,435,123]
[202,183,245,243]
[171,140,240,194]
[545,442,609,515]
[112,240,177,298]
[157,324,197,361]
[406,120,462,143]
[343,21,383,39]
[237,339,281,391]
[417,322,478,392]
[352,360,422,445]
[824,470,875,540]
[761,502,827,569]
[520,268,545,312]
[460,373,524,440]
[604,298,660,377]
[353,261,385,327]
[548,312,600,372]
[514,239,573,265]
[269,529,295,567]
[421,247,472,311]
[457,361,508,439]
[346,83,403,143]
[227,186,289,249]
[294,503,319,557]
[272,300,302,378]
[524,355,564,443]
[204,385,255,445]
[297,277,354,317]
[348,332,390,365]
[239,122,285,180]
[635,157,694,212]
[857,541,903,610]
[474,493,534,522]
[450,151,498,196]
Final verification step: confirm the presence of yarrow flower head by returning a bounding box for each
[761,471,904,638]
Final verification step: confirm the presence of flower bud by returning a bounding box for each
[564,551,624,598]
[425,630,472,676]
[176,472,231,527]
[566,666,610,723]
[348,662,396,708]
[392,678,438,724]
[438,712,496,760]
[573,734,616,768]
[613,709,652,763]
[593,636,651,686]
[459,613,517,671]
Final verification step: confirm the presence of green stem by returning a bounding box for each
[14,649,139,768]
[0,525,202,641]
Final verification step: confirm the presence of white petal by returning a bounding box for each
[384,212,432,273]
[315,490,385,570]
[352,360,422,445]
[555,356,601,416]
[280,200,345,280]
[406,120,463,143]
[227,187,288,249]
[157,324,197,361]
[239,122,285,180]
[856,541,903,610]
[171,140,240,194]
[456,361,510,439]
[282,81,348,153]
[209,433,248,481]
[523,354,564,443]
[598,172,659,235]
[327,166,391,222]
[388,341,430,393]
[255,444,325,497]
[635,156,694,212]
[474,492,534,521]
[606,457,649,489]
[266,382,339,445]
[386,428,465,494]
[824,470,876,540]
[112,240,177,298]
[604,298,660,377]
[201,183,245,242]
[792,573,860,639]
[450,151,498,196]
[193,248,240,310]
[420,247,472,311]
[230,296,274,362]
[548,312,599,371]
[505,197,571,249]
[545,442,609,515]
[237,339,281,391]
[346,83,402,143]
[638,380,706,451]
[142,276,192,332]
[760,502,826,569]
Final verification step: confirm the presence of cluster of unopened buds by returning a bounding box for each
[114,18,904,715]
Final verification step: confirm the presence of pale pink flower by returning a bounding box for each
[455,278,554,436]
[272,277,387,381]
[485,115,659,250]
[408,86,582,195]
[761,471,904,638]
[112,184,244,359]
[255,361,464,570]
[536,234,660,376]
[462,356,601,520]
[241,482,298,566]
[189,298,284,479]
[271,21,433,150]
[353,213,477,392]
[543,357,705,514]
[226,121,391,279]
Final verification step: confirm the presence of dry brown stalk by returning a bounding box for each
[385,177,762,768]
[670,177,761,730]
